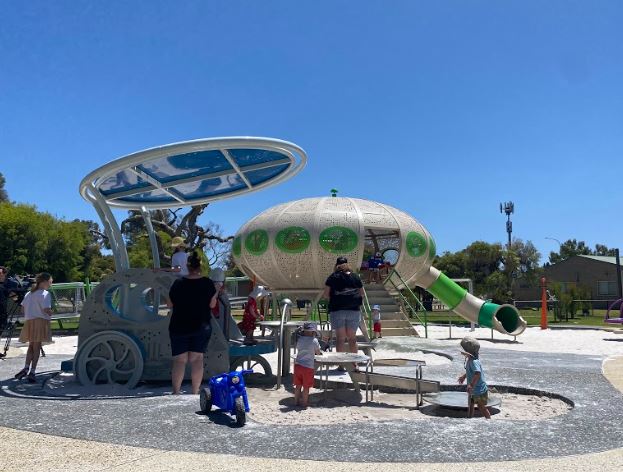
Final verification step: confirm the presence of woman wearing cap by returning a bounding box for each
[168,251,217,394]
[322,257,364,356]
[170,236,189,276]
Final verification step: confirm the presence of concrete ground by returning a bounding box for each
[0,348,622,470]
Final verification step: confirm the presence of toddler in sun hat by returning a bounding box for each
[293,321,321,408]
[457,336,491,419]
[372,304,382,338]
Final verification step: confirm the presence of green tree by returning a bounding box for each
[548,239,616,264]
[0,202,92,282]
[0,172,8,202]
[121,206,233,271]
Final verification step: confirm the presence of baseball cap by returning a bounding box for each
[336,256,348,265]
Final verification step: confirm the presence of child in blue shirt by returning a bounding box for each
[457,336,491,419]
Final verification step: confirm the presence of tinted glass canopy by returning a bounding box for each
[80,137,307,209]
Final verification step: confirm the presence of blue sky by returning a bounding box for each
[1,1,622,262]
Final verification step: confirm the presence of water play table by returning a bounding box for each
[314,352,371,398]
[258,320,305,376]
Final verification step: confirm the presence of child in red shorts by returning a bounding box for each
[372,304,382,338]
[293,322,321,408]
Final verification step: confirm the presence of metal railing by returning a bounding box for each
[361,287,373,338]
[383,269,428,338]
[276,298,293,389]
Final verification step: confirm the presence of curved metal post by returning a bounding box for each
[85,183,130,271]
[140,206,161,269]
[276,298,293,390]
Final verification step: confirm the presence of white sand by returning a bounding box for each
[12,326,600,424]
[247,388,571,425]
[425,325,623,357]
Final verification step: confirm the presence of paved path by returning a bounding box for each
[0,344,623,471]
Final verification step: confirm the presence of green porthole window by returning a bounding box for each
[275,226,310,253]
[232,236,242,257]
[429,236,436,259]
[319,226,358,254]
[244,229,269,256]
[406,231,428,257]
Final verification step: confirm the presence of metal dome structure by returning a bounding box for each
[234,196,527,336]
[233,197,436,291]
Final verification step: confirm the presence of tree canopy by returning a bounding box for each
[0,172,8,202]
[0,202,111,282]
[434,239,541,303]
[120,205,233,271]
[548,239,617,264]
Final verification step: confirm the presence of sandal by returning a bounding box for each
[14,368,28,380]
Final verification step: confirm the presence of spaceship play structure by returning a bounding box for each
[71,135,525,389]
[233,197,527,337]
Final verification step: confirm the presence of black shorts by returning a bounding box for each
[169,329,209,356]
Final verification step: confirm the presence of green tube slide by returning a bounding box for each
[420,267,527,336]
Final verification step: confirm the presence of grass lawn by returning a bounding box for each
[37,307,619,336]
[420,309,615,328]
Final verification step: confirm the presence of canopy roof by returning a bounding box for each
[80,137,307,209]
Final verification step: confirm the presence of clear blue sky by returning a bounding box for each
[1,1,622,262]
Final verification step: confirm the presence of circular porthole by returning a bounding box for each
[319,226,358,254]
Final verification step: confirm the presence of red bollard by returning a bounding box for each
[540,277,548,330]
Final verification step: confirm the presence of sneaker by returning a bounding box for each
[26,372,36,384]
[14,368,28,380]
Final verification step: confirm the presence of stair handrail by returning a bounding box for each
[383,268,428,338]
[361,286,373,338]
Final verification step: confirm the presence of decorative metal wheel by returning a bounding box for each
[75,330,144,389]
[229,355,273,385]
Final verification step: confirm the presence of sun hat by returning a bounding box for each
[372,304,381,311]
[210,268,225,282]
[302,321,318,333]
[336,256,348,265]
[460,336,480,358]
[171,236,186,248]
[250,285,269,299]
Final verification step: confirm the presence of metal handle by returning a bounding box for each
[276,298,292,389]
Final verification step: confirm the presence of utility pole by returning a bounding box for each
[500,201,514,249]
[616,248,622,299]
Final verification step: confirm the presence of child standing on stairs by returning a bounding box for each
[372,304,382,338]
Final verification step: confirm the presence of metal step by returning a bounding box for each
[381,326,419,337]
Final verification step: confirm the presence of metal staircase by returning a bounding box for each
[362,279,421,337]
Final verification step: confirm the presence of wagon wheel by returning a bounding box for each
[229,355,274,385]
[75,330,144,389]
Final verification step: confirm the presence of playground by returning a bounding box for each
[0,325,622,466]
[1,137,622,470]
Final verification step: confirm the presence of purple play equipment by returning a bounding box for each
[604,298,623,324]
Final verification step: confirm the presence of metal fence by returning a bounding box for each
[49,283,87,315]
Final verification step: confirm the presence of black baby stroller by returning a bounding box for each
[0,288,28,359]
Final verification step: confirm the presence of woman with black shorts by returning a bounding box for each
[168,251,217,394]
[322,256,364,355]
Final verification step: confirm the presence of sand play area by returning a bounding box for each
[9,324,619,425]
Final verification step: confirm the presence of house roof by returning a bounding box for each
[578,255,620,265]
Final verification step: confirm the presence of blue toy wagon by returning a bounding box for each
[200,369,252,426]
